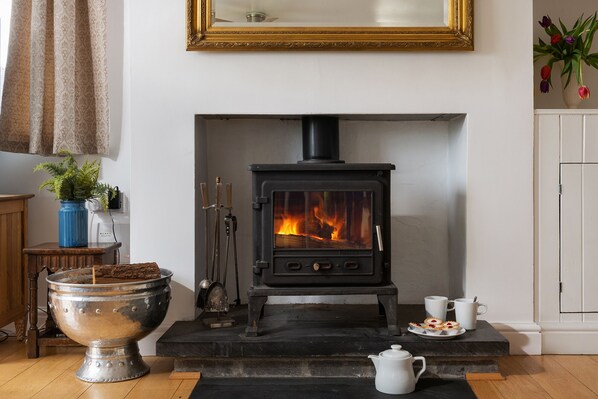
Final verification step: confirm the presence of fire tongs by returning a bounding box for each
[223,182,241,307]
[196,177,235,328]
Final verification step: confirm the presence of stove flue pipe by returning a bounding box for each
[300,116,344,164]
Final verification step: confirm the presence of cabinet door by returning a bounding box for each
[560,164,598,313]
[582,165,598,312]
[560,164,582,313]
[0,200,25,326]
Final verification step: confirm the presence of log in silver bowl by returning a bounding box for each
[46,267,172,383]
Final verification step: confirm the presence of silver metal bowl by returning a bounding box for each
[46,267,172,383]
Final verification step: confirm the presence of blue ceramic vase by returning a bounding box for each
[58,201,88,247]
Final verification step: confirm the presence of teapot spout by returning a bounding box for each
[368,354,380,370]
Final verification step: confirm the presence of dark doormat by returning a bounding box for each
[189,378,477,399]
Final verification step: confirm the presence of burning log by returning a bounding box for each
[307,219,335,240]
[275,234,361,249]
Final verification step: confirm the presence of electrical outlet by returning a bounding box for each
[90,213,130,265]
[95,219,115,242]
[99,231,113,240]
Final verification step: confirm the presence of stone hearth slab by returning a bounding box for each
[157,304,509,378]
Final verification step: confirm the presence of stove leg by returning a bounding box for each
[246,295,267,337]
[378,301,385,316]
[377,293,399,336]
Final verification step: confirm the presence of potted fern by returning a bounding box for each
[34,152,114,247]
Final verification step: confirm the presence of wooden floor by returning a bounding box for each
[0,339,196,399]
[1,338,597,398]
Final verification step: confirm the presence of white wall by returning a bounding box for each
[533,0,598,109]
[0,0,536,354]
[130,0,535,353]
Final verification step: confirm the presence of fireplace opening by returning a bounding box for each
[196,114,467,310]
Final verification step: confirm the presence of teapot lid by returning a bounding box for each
[379,345,411,359]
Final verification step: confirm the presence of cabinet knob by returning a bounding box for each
[313,263,320,271]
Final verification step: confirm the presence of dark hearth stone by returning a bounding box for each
[157,304,508,379]
[189,378,478,399]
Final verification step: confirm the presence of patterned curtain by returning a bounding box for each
[0,0,109,155]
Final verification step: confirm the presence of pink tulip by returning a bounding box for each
[540,65,551,80]
[579,85,591,99]
[550,34,562,45]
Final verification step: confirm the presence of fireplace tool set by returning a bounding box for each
[196,177,240,328]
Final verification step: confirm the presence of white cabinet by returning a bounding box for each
[536,110,598,353]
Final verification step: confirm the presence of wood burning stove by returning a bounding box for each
[252,165,392,286]
[247,116,399,336]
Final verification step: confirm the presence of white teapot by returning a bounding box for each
[368,344,426,395]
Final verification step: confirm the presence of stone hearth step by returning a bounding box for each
[157,304,509,379]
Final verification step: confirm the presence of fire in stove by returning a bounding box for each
[273,191,372,249]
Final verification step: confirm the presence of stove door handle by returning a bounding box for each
[375,225,383,252]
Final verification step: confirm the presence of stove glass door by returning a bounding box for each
[273,191,373,250]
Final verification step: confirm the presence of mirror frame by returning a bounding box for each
[187,0,473,51]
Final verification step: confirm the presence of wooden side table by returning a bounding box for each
[23,242,121,358]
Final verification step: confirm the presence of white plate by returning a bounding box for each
[407,326,466,340]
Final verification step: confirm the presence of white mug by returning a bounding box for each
[454,298,487,330]
[424,296,455,321]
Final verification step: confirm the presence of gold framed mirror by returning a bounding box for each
[187,0,473,51]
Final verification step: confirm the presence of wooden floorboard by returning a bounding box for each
[0,351,83,398]
[124,357,182,399]
[30,361,91,399]
[553,355,598,396]
[4,338,598,399]
[0,337,22,360]
[489,356,553,399]
[0,345,42,387]
[514,355,598,399]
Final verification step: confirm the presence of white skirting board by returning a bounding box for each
[494,321,598,354]
[540,322,598,354]
[491,322,542,355]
